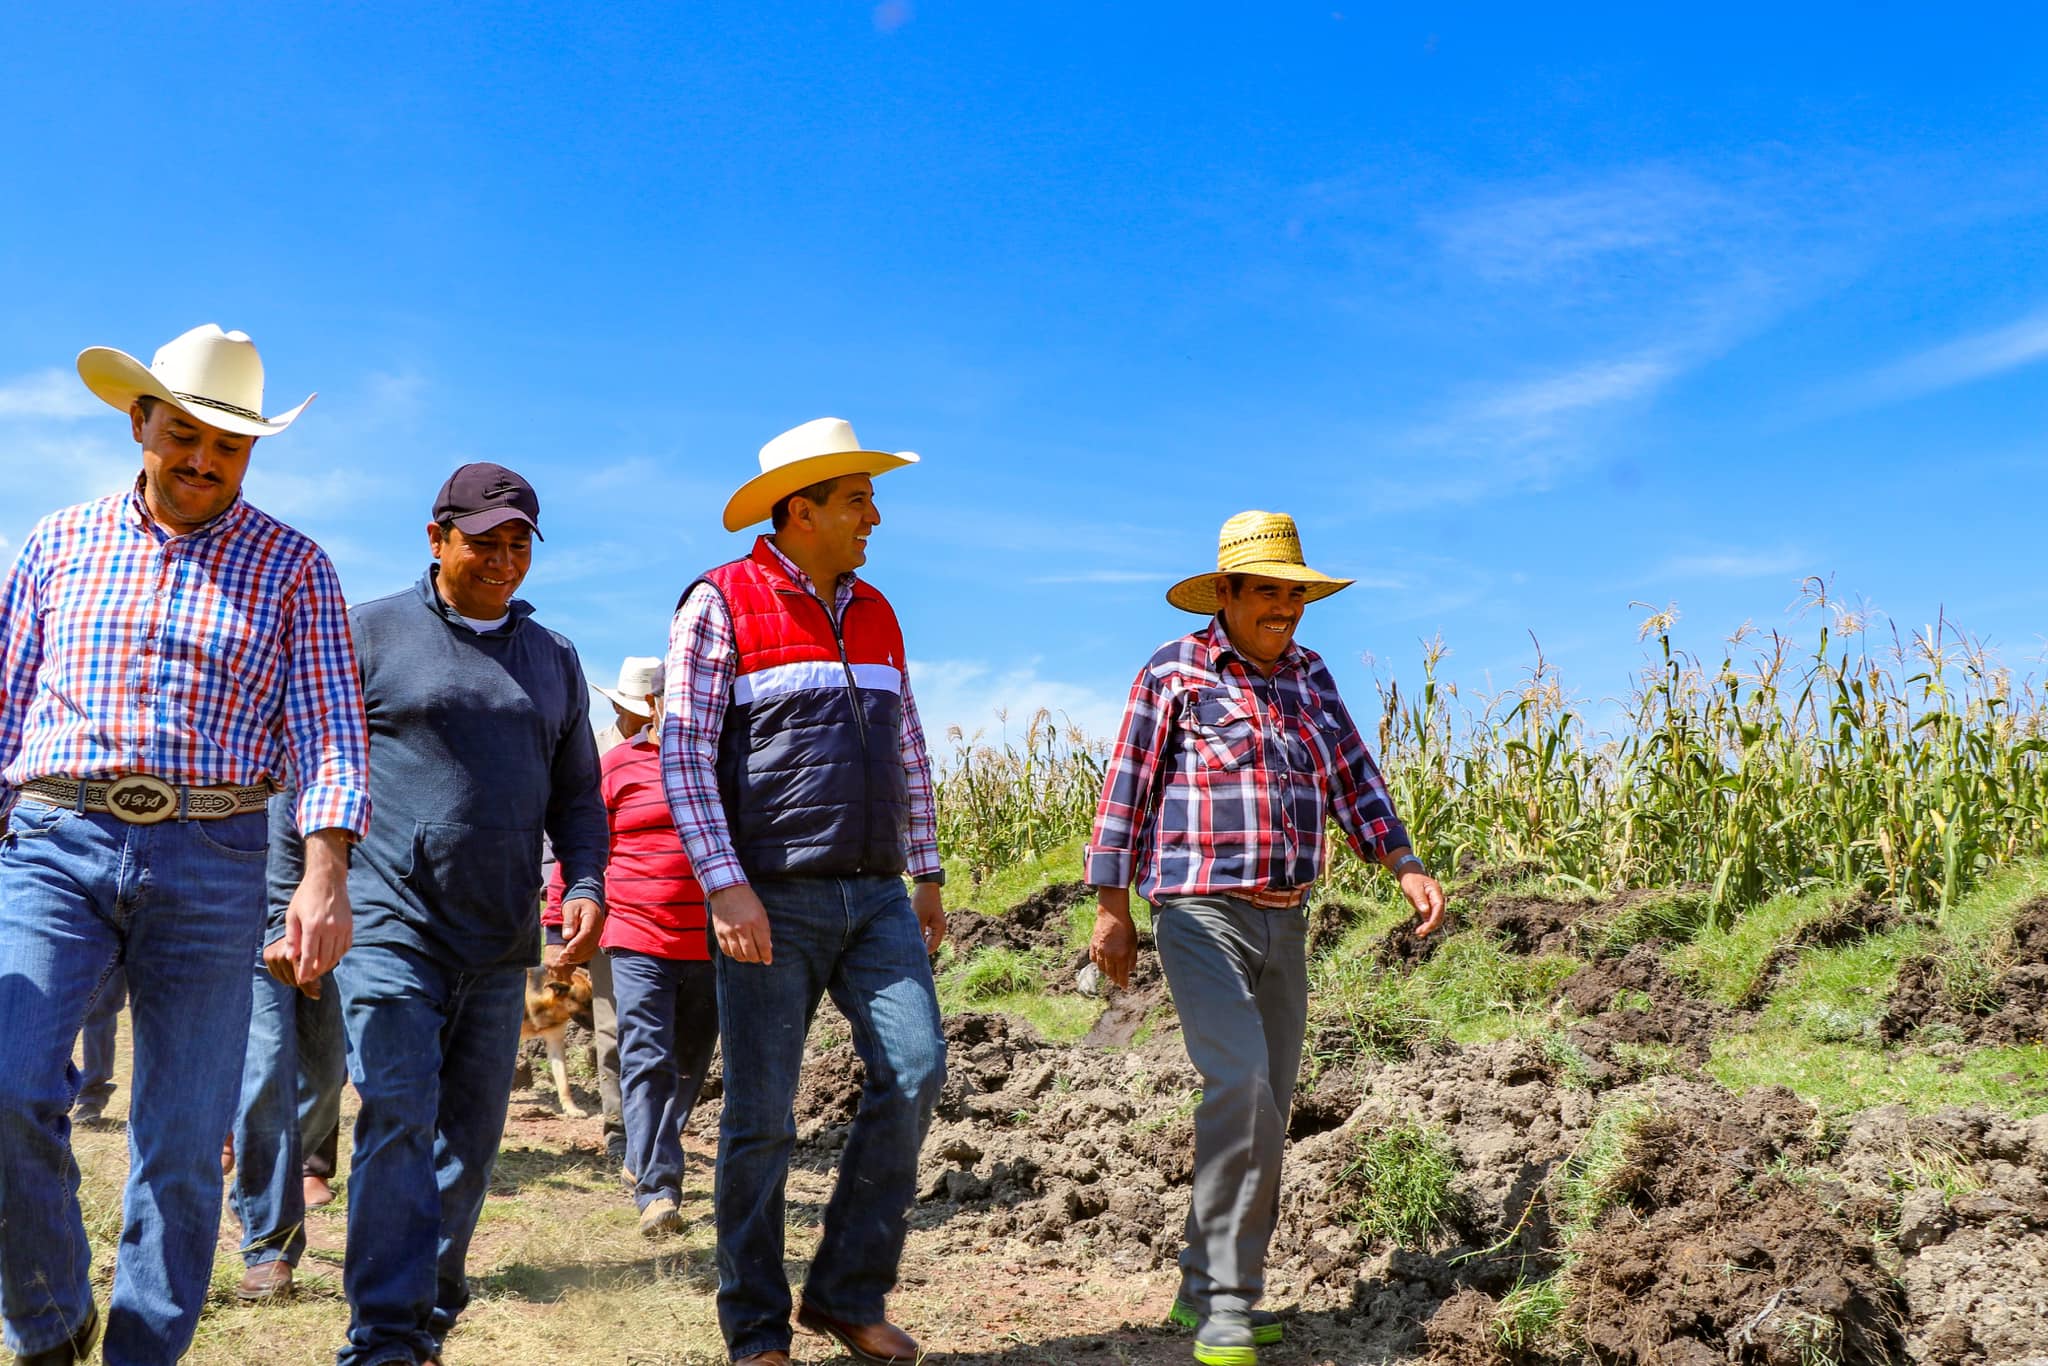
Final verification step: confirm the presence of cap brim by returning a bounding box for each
[1165,563,1354,614]
[449,507,544,540]
[76,346,313,438]
[722,450,918,532]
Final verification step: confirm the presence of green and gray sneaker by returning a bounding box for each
[1191,1310,1259,1365]
[1170,1297,1284,1346]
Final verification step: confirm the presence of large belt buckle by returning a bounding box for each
[105,774,179,825]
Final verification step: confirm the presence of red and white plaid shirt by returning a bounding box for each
[1086,618,1409,902]
[660,538,940,894]
[0,484,372,837]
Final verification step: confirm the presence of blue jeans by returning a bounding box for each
[0,799,268,1363]
[712,875,946,1360]
[73,963,127,1118]
[232,955,345,1268]
[333,942,525,1366]
[609,949,719,1210]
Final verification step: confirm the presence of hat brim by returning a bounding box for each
[722,450,918,532]
[76,346,312,438]
[594,685,654,716]
[449,506,544,541]
[1165,562,1355,615]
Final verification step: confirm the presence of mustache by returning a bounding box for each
[166,466,224,487]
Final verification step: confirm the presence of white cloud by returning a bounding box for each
[1433,165,1733,283]
[1842,306,2048,407]
[0,369,98,420]
[909,657,1126,749]
[1653,545,1810,580]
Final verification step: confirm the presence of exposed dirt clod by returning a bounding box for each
[1881,898,2048,1046]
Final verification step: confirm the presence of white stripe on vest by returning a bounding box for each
[731,659,904,707]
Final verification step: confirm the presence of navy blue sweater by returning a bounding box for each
[332,569,607,970]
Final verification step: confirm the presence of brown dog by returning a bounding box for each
[520,967,595,1118]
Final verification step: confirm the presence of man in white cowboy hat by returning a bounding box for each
[661,417,948,1366]
[0,324,370,1364]
[1085,510,1446,1366]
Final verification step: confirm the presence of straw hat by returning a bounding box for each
[722,417,918,532]
[595,656,664,716]
[1165,510,1354,615]
[77,324,313,438]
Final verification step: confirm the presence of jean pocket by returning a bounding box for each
[3,797,62,847]
[190,812,271,863]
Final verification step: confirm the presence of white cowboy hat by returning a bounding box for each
[722,417,918,532]
[77,323,313,438]
[595,656,664,716]
[1166,510,1355,615]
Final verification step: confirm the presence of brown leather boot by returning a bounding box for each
[797,1300,920,1364]
[235,1260,295,1301]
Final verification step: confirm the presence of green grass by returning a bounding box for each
[1409,935,1580,1044]
[1553,1098,1656,1235]
[1309,952,1436,1061]
[1338,1121,1462,1245]
[1596,889,1714,952]
[1674,881,1849,1006]
[944,835,1089,918]
[1493,1271,1569,1352]
[1756,927,1929,1043]
[1708,1030,2048,1116]
[950,946,1051,1001]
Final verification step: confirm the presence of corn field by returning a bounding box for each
[935,581,2048,915]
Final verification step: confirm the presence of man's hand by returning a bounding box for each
[1383,848,1447,938]
[709,884,773,965]
[542,941,575,983]
[272,830,352,996]
[559,897,605,965]
[912,880,947,956]
[262,936,319,998]
[1089,887,1138,990]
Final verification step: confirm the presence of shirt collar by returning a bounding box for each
[757,534,857,602]
[415,566,536,634]
[1204,614,1306,675]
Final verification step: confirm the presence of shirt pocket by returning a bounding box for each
[1183,688,1259,772]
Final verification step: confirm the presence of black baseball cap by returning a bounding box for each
[433,462,543,540]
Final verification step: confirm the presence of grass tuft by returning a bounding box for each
[1338,1120,1462,1245]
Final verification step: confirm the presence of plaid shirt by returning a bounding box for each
[661,538,940,894]
[1085,618,1409,901]
[0,484,372,837]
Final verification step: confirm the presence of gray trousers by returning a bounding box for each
[587,947,623,1141]
[1154,893,1309,1315]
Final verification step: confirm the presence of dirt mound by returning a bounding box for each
[1569,1092,1903,1365]
[1831,1106,2048,1365]
[1480,894,1589,956]
[1795,889,1900,948]
[1562,943,1734,1075]
[1307,898,1375,956]
[947,881,1090,957]
[1375,913,1450,967]
[1880,899,2048,1045]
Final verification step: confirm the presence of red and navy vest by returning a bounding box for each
[690,538,911,880]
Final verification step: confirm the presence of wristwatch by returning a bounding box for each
[1393,854,1427,877]
[913,871,946,887]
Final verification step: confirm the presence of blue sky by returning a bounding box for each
[3,4,2046,748]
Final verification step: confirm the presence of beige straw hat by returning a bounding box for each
[722,417,918,532]
[1165,510,1354,615]
[77,323,313,438]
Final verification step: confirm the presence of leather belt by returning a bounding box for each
[17,775,272,825]
[1240,886,1308,910]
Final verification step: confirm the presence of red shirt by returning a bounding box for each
[546,730,708,960]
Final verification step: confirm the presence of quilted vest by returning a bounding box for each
[691,537,910,880]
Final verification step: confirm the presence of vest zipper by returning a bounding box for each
[792,585,874,871]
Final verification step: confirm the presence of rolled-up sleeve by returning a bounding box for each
[281,552,371,839]
[661,583,747,895]
[1085,660,1172,889]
